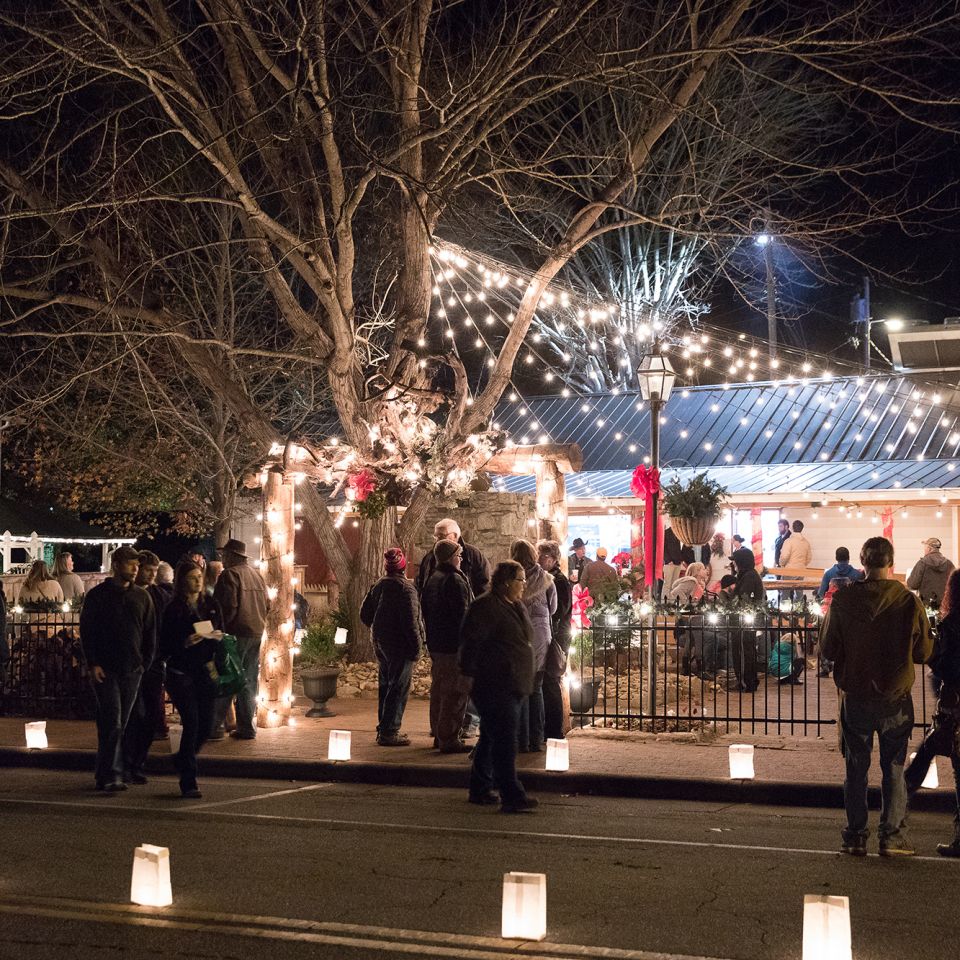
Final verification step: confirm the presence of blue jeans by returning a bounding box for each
[839,694,913,843]
[91,670,142,786]
[123,662,164,778]
[166,668,216,793]
[213,633,260,738]
[461,700,480,736]
[375,649,413,737]
[518,671,545,750]
[470,686,527,805]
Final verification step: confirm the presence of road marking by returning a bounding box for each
[181,782,330,809]
[0,894,733,960]
[0,795,954,862]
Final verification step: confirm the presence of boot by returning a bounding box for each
[937,824,960,857]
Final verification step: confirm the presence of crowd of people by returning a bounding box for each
[10,513,959,845]
[78,539,269,799]
[360,519,573,813]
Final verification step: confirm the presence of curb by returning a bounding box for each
[1,747,954,812]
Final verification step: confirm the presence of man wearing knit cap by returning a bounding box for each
[415,519,491,599]
[421,539,473,752]
[361,547,426,746]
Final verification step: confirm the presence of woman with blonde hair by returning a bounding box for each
[18,560,65,604]
[52,551,85,600]
[667,561,708,605]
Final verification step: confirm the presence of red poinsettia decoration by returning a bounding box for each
[571,584,594,628]
[346,469,377,503]
[611,551,632,573]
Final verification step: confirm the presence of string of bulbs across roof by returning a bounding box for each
[424,242,960,482]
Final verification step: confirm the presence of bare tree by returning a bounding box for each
[0,1,957,658]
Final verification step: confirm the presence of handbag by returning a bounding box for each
[213,633,245,697]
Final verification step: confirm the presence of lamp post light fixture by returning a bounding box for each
[864,316,904,371]
[637,353,676,720]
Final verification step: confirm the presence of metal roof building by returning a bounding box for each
[493,375,960,499]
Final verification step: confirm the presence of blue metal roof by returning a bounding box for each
[494,375,960,472]
[496,459,960,497]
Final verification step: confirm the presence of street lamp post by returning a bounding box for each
[637,354,676,722]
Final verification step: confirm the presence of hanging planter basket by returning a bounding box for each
[669,515,717,547]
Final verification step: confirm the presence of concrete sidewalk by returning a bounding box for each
[1,696,956,812]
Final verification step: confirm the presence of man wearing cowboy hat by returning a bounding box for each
[213,539,269,740]
[567,538,589,584]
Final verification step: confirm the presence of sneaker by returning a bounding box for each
[937,840,960,857]
[468,791,500,806]
[879,836,915,857]
[104,781,128,793]
[501,796,539,814]
[180,787,202,800]
[377,733,410,747]
[124,773,148,786]
[840,837,867,857]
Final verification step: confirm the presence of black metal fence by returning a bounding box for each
[1,614,96,719]
[568,603,933,736]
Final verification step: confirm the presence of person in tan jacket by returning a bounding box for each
[212,539,269,740]
[777,520,812,569]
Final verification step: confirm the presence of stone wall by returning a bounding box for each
[411,492,536,571]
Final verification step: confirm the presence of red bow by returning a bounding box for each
[631,465,663,587]
[571,584,594,628]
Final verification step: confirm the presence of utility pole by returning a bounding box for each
[764,239,776,363]
[852,276,872,370]
[862,274,871,370]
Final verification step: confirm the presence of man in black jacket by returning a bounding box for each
[421,540,473,753]
[415,519,491,599]
[360,548,425,746]
[122,550,172,782]
[80,545,156,792]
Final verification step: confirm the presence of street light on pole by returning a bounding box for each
[637,353,676,722]
[864,316,904,370]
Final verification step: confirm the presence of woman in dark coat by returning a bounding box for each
[459,560,538,813]
[160,561,224,799]
[907,569,960,855]
[360,547,425,747]
[537,539,573,741]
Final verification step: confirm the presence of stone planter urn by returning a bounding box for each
[568,679,599,715]
[301,666,341,717]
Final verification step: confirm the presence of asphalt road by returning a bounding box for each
[0,768,957,960]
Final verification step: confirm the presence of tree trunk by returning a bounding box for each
[257,469,295,727]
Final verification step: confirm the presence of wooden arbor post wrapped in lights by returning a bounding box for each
[258,467,296,728]
[485,443,583,562]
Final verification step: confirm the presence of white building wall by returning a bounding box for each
[768,504,955,577]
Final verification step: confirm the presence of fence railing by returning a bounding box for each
[1,613,96,719]
[567,603,933,736]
